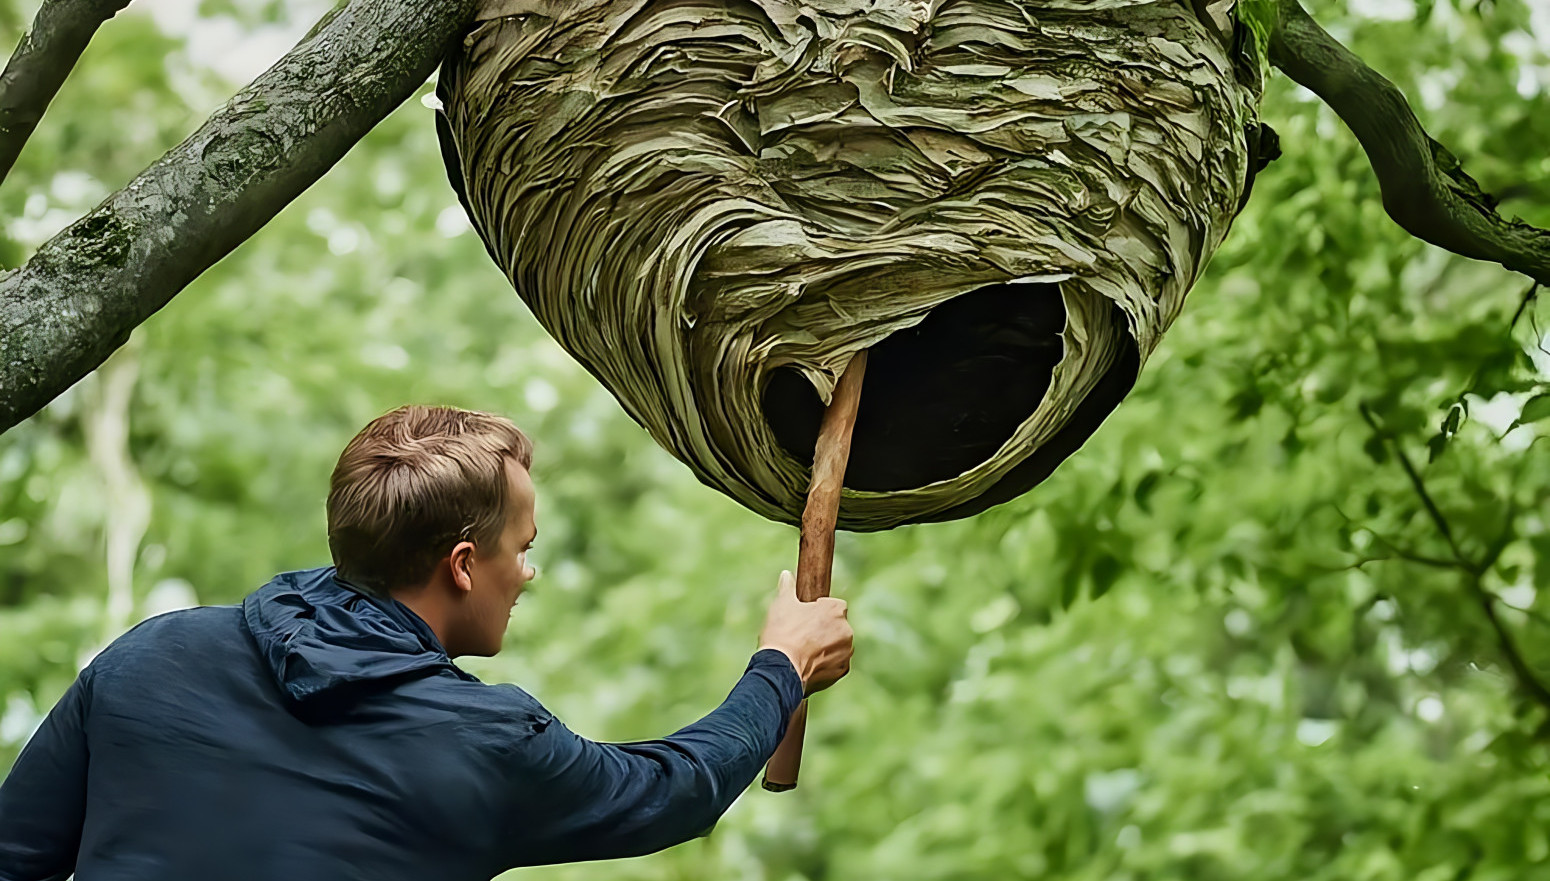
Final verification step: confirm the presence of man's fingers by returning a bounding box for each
[815,596,847,616]
[777,569,796,600]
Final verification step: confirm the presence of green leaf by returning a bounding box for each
[1511,393,1550,429]
[1060,572,1081,609]
[1363,434,1390,465]
[1281,427,1305,457]
[1228,385,1264,421]
[1133,471,1161,513]
[1441,402,1463,437]
[1427,432,1448,463]
[1090,553,1122,601]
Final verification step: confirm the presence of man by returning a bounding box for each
[0,405,854,880]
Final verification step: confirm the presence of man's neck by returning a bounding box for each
[390,585,456,657]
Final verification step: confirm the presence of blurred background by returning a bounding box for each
[2,0,1550,877]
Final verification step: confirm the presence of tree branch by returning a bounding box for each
[0,0,481,433]
[0,0,131,185]
[1359,404,1550,716]
[1507,282,1541,333]
[1486,589,1550,631]
[1474,582,1550,711]
[1267,0,1550,287]
[1358,403,1469,565]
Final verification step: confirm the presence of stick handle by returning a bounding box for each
[762,351,867,792]
[761,701,808,792]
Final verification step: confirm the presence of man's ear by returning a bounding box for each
[448,540,477,595]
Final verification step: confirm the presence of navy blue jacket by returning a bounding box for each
[0,568,803,880]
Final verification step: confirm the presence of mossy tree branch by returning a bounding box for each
[0,0,480,433]
[1267,0,1550,287]
[0,0,133,184]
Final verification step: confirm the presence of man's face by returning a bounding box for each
[461,460,537,656]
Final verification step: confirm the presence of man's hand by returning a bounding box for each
[757,570,853,696]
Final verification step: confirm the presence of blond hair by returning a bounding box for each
[327,405,533,595]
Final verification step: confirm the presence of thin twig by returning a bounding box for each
[1476,500,1517,574]
[1359,403,1469,565]
[1487,591,1550,630]
[1532,308,1550,362]
[1312,553,1455,574]
[1360,404,1550,715]
[1475,583,1550,709]
[1331,500,1464,570]
[1507,282,1541,333]
[1362,531,1464,571]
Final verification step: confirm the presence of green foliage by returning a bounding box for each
[4,1,1550,879]
[1237,0,1279,60]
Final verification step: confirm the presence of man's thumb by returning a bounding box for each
[778,569,797,600]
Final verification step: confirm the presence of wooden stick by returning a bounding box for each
[762,350,867,792]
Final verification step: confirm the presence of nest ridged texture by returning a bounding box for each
[439,0,1261,531]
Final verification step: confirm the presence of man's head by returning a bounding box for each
[327,405,537,657]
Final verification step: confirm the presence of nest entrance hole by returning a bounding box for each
[762,282,1066,492]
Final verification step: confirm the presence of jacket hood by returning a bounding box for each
[242,568,473,713]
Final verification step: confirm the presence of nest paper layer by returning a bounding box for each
[439,0,1261,531]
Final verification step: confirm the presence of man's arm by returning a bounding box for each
[0,672,90,881]
[496,570,852,868]
[503,648,804,867]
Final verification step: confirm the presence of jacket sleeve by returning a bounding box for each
[0,671,90,881]
[497,649,804,868]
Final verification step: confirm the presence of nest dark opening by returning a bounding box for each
[763,282,1067,492]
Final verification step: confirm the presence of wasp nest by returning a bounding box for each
[437,0,1263,530]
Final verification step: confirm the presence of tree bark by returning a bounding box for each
[0,0,481,434]
[1267,0,1550,286]
[0,0,133,184]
